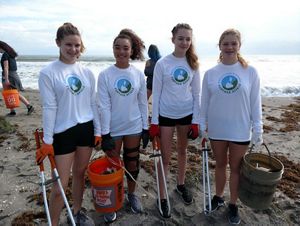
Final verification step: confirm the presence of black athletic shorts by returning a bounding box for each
[159,114,192,127]
[53,120,94,155]
[209,138,250,146]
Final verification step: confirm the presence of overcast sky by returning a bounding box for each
[1,0,300,56]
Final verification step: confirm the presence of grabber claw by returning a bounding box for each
[149,136,171,217]
[34,128,75,226]
[201,138,212,215]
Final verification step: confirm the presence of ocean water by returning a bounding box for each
[13,54,300,97]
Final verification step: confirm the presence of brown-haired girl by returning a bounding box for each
[38,22,100,226]
[149,23,201,218]
[97,28,148,223]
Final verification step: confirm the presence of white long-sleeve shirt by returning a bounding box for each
[151,54,201,124]
[199,62,263,141]
[97,64,148,136]
[39,60,101,144]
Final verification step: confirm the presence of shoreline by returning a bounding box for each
[0,90,299,225]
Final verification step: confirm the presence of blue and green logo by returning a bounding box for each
[172,67,189,85]
[218,73,241,94]
[114,78,134,96]
[66,75,84,95]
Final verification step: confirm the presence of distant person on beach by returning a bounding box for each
[38,22,101,226]
[144,44,161,100]
[199,28,263,224]
[0,41,34,116]
[97,28,149,223]
[149,23,201,218]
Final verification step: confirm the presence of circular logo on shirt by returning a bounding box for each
[218,73,241,94]
[114,77,134,96]
[171,67,190,85]
[66,74,84,95]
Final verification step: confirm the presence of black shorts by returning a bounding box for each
[2,71,25,91]
[159,114,192,127]
[210,138,250,146]
[53,120,94,155]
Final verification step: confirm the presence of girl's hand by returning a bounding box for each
[4,80,10,89]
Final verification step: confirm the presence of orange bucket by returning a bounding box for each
[2,89,20,109]
[87,156,124,213]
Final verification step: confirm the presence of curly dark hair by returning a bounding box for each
[113,29,145,60]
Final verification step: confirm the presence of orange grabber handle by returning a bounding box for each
[34,128,56,171]
[34,128,43,149]
[48,155,56,170]
[34,128,44,171]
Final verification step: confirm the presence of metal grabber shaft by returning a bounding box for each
[34,128,75,226]
[202,138,212,214]
[149,136,171,217]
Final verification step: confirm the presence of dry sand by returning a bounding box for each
[0,89,299,225]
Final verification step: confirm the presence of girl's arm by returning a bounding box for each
[38,72,57,144]
[151,61,163,124]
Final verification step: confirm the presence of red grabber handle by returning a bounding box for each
[201,138,208,148]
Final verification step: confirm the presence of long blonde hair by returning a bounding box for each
[171,23,199,71]
[218,28,248,68]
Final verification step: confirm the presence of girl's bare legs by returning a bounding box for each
[210,140,247,203]
[123,135,141,193]
[49,152,74,226]
[158,126,175,198]
[175,125,190,185]
[72,146,93,214]
[228,143,247,204]
[210,140,229,197]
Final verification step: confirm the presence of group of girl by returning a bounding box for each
[36,22,262,225]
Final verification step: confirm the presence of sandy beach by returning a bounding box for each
[0,89,299,226]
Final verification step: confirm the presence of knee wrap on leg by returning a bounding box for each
[123,146,140,181]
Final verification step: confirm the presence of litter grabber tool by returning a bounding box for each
[149,136,171,217]
[34,128,75,226]
[201,138,212,215]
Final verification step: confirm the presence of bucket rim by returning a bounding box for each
[87,156,124,177]
[243,152,284,172]
[2,88,19,92]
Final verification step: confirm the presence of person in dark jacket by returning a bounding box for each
[144,44,161,100]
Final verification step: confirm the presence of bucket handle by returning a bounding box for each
[4,84,18,90]
[249,143,270,155]
[249,143,272,166]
